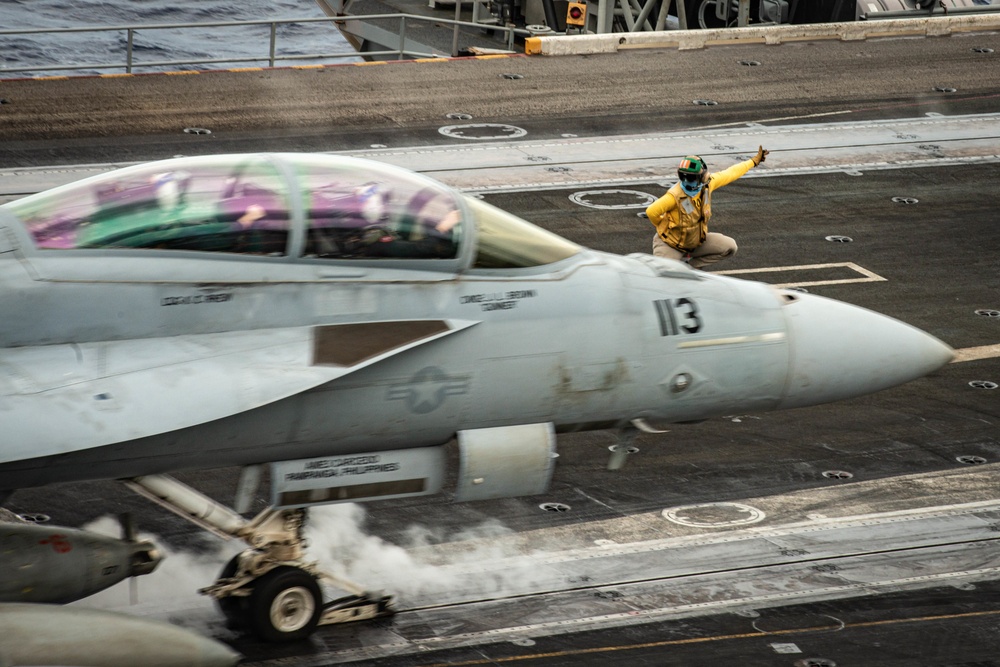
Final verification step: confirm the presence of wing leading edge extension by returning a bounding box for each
[0,319,477,463]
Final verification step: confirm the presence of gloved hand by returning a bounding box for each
[752,146,769,166]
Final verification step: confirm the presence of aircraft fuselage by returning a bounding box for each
[0,154,952,493]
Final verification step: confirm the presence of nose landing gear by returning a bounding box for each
[248,566,323,642]
[126,475,393,643]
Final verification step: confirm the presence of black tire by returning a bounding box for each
[215,554,249,630]
[247,566,323,642]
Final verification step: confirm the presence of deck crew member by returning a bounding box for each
[646,146,768,269]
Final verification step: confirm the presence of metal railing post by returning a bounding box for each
[269,22,277,67]
[398,16,407,59]
[452,0,461,57]
[126,28,134,73]
[738,0,750,27]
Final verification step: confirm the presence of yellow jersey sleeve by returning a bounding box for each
[708,158,755,192]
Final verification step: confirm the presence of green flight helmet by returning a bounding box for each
[677,155,707,195]
[677,155,707,182]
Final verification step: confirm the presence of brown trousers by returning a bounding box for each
[652,232,738,269]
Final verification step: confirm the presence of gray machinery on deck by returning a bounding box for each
[317,0,998,60]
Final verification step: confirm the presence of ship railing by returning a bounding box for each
[0,15,529,76]
[859,3,1000,20]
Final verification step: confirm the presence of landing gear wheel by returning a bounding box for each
[248,566,322,642]
[215,554,248,630]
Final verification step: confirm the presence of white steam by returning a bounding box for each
[304,504,550,606]
[70,505,551,615]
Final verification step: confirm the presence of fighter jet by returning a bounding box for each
[0,153,953,642]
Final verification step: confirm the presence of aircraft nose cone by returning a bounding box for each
[777,292,953,409]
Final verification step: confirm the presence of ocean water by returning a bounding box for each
[0,0,357,78]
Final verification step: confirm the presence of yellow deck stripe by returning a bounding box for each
[952,344,1000,363]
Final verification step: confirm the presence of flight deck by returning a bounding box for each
[1,24,999,667]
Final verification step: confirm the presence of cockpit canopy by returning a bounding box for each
[2,153,580,270]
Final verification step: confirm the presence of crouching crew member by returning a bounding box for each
[646,146,768,269]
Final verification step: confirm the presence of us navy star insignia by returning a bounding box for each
[387,366,469,414]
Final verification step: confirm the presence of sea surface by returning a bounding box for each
[0,0,357,78]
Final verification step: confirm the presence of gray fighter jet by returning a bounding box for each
[0,153,952,642]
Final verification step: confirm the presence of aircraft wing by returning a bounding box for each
[0,319,476,463]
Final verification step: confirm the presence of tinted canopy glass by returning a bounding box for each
[3,153,581,269]
[466,197,580,269]
[295,154,463,261]
[7,156,290,255]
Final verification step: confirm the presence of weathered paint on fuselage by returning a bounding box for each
[0,227,793,487]
[0,151,952,492]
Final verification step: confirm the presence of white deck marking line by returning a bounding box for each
[408,565,1000,648]
[952,344,1000,363]
[715,265,995,363]
[444,493,1000,573]
[714,262,888,289]
[315,560,1000,665]
[461,155,1000,194]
